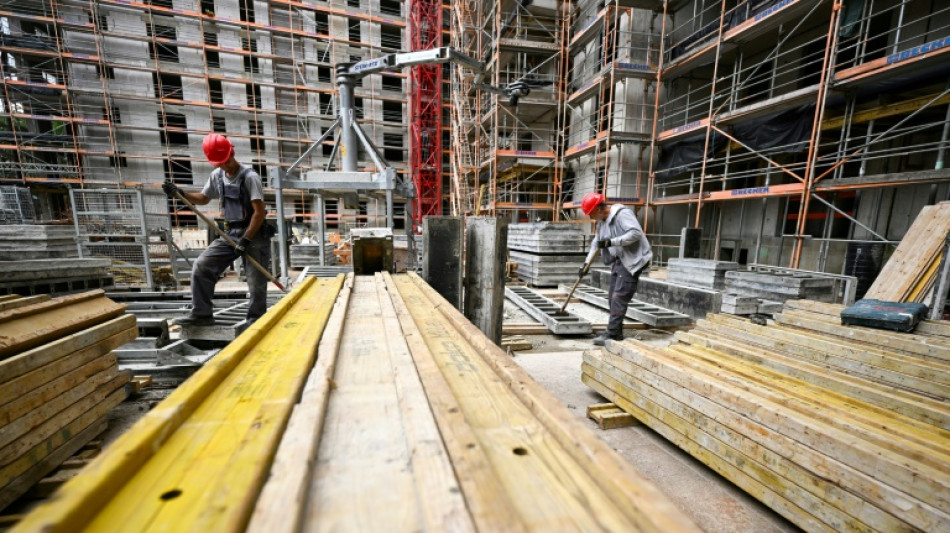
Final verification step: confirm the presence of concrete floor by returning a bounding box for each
[511,332,801,533]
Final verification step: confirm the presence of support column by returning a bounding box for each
[422,216,463,309]
[463,217,507,344]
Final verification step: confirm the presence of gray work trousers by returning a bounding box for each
[190,228,271,321]
[607,261,642,338]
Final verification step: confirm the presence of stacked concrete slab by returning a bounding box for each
[666,258,739,290]
[0,259,114,296]
[724,271,837,304]
[0,225,77,261]
[289,244,336,269]
[508,223,587,287]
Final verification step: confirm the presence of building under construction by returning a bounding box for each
[1,1,950,532]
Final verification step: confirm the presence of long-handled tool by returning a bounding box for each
[560,253,597,314]
[173,189,288,292]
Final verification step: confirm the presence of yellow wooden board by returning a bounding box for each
[11,276,342,533]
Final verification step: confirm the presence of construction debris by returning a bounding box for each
[0,292,137,510]
[583,302,950,533]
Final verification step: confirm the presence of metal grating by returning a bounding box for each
[0,186,35,224]
[70,189,175,288]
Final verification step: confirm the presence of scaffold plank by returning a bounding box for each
[11,276,342,533]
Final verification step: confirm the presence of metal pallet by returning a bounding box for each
[505,285,592,335]
[559,284,693,328]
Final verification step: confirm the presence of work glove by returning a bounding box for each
[233,237,252,254]
[162,181,181,198]
[596,238,611,249]
[577,266,588,278]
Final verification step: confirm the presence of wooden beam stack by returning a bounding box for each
[583,303,950,532]
[865,202,950,302]
[14,275,700,533]
[0,291,137,510]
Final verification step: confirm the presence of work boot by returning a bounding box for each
[592,332,623,346]
[172,314,215,327]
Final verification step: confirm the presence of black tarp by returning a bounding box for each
[655,105,814,181]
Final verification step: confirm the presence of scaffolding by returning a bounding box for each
[0,0,411,230]
[648,0,950,272]
[451,0,568,222]
[561,0,662,219]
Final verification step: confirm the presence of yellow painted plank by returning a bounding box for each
[609,339,950,525]
[675,329,950,428]
[584,348,944,532]
[581,361,904,533]
[81,276,342,533]
[390,273,694,532]
[248,274,354,533]
[9,277,331,533]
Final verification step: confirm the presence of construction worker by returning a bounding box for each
[163,133,272,326]
[580,192,652,346]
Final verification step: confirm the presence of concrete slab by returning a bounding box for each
[505,285,592,334]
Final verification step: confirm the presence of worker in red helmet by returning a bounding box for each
[162,133,273,326]
[580,192,652,346]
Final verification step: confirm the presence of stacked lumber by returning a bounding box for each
[508,223,587,286]
[16,274,699,533]
[0,291,137,510]
[665,258,738,290]
[583,304,950,533]
[865,202,950,302]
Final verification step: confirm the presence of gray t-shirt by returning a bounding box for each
[200,164,264,202]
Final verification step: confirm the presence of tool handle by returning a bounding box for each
[173,190,288,292]
[560,253,597,313]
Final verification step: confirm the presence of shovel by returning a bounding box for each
[559,253,596,314]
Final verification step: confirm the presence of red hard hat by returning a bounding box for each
[202,133,234,166]
[581,192,605,215]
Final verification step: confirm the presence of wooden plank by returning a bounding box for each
[128,375,152,395]
[700,315,950,398]
[586,403,639,430]
[675,329,950,428]
[248,274,353,533]
[607,340,950,521]
[385,274,525,533]
[1,353,116,427]
[581,356,927,533]
[0,293,127,358]
[0,325,135,408]
[0,417,108,512]
[502,323,549,335]
[0,383,125,489]
[300,276,472,532]
[668,343,950,458]
[0,315,136,387]
[402,272,701,533]
[0,359,117,450]
[867,205,950,300]
[776,308,950,363]
[0,295,50,313]
[784,298,950,338]
[584,349,946,532]
[501,336,533,351]
[7,278,321,533]
[0,373,128,467]
[80,277,342,533]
